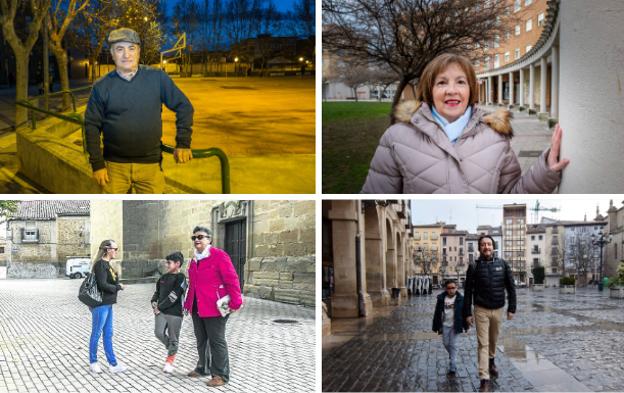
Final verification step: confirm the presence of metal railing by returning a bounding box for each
[15,89,231,194]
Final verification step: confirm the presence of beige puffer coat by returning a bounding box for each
[361,101,561,194]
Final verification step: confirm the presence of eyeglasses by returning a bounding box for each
[191,235,210,241]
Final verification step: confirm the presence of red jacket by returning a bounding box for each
[183,247,243,318]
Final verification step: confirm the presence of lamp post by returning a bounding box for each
[591,229,612,291]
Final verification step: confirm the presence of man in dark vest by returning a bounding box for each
[463,235,516,392]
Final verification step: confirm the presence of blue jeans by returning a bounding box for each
[89,305,118,366]
[442,325,457,372]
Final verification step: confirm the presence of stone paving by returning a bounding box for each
[323,286,624,392]
[0,279,315,393]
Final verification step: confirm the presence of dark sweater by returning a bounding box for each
[93,259,122,305]
[85,65,194,171]
[151,272,186,317]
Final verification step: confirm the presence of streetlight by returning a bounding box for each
[591,229,612,291]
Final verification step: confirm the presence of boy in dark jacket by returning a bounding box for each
[432,280,467,375]
[151,251,187,373]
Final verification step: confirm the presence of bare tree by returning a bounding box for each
[367,65,398,101]
[0,0,52,126]
[569,233,594,287]
[323,0,513,119]
[286,0,314,37]
[47,0,89,110]
[338,62,371,101]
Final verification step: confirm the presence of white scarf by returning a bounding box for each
[194,245,212,261]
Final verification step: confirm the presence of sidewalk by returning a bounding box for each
[0,280,315,393]
[480,105,553,172]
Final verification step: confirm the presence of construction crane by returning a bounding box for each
[475,201,560,224]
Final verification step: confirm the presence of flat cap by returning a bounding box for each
[108,28,141,45]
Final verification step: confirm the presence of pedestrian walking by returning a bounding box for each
[184,226,243,387]
[361,52,570,193]
[85,27,194,194]
[88,240,127,374]
[152,251,187,374]
[463,235,517,392]
[432,280,467,375]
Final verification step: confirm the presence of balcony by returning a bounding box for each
[531,248,541,255]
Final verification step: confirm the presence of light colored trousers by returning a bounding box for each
[442,325,457,372]
[474,305,503,380]
[102,161,165,194]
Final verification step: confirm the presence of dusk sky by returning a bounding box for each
[411,197,623,233]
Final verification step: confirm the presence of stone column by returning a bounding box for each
[529,63,535,110]
[539,56,548,119]
[509,71,514,107]
[551,45,559,119]
[487,76,493,104]
[365,206,390,306]
[397,235,407,298]
[497,74,503,105]
[328,201,371,318]
[519,68,525,107]
[559,0,624,193]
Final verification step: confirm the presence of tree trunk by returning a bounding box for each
[51,46,72,111]
[14,51,30,127]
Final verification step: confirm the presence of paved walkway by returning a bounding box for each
[0,279,315,393]
[480,105,554,172]
[323,287,624,392]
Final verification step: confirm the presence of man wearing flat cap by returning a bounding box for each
[85,27,194,193]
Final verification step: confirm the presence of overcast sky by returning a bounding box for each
[411,197,624,233]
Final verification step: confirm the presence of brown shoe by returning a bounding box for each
[489,358,499,378]
[207,376,226,387]
[479,379,491,392]
[187,368,206,378]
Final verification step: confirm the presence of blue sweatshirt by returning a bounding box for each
[85,65,194,171]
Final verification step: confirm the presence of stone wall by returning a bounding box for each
[90,200,123,258]
[245,201,315,306]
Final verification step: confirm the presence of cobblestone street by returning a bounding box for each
[323,287,624,392]
[0,279,315,393]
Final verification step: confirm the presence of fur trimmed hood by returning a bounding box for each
[393,100,513,136]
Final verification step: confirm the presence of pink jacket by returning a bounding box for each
[183,247,243,318]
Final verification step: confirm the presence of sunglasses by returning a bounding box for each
[191,235,210,241]
[107,248,119,251]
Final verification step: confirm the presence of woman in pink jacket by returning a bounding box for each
[183,226,243,387]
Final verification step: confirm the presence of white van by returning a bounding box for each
[66,258,91,279]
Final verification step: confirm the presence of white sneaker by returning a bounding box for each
[109,363,128,374]
[89,363,102,374]
[163,362,175,373]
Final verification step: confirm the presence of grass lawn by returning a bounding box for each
[322,101,392,193]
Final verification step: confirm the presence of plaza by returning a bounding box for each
[0,279,315,393]
[323,286,624,392]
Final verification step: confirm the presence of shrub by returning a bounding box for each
[559,276,576,286]
[532,266,545,285]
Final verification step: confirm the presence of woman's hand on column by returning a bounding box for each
[548,124,570,172]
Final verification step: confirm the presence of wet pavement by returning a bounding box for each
[323,287,624,392]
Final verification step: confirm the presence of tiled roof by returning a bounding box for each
[9,201,90,220]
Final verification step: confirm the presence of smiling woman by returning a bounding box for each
[361,53,570,194]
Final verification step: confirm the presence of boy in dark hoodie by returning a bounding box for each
[432,279,467,375]
[151,251,187,373]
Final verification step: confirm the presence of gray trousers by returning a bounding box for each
[192,313,230,382]
[154,313,183,356]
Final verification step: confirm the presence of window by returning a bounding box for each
[504,52,510,63]
[431,233,438,240]
[515,48,520,60]
[460,237,464,245]
[0,246,4,254]
[514,0,521,12]
[494,35,500,48]
[531,235,535,241]
[538,235,543,240]
[414,232,421,240]
[443,247,447,255]
[615,243,618,259]
[22,228,39,243]
[538,12,545,27]
[506,218,513,225]
[423,232,428,240]
[484,56,490,70]
[515,25,521,36]
[526,45,533,53]
[526,19,533,32]
[505,31,511,41]
[443,237,447,246]
[494,55,500,68]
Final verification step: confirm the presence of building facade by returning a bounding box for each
[90,200,315,307]
[563,220,607,285]
[412,223,444,284]
[605,200,624,279]
[322,200,413,335]
[441,225,468,286]
[526,224,546,285]
[503,204,527,284]
[3,201,90,279]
